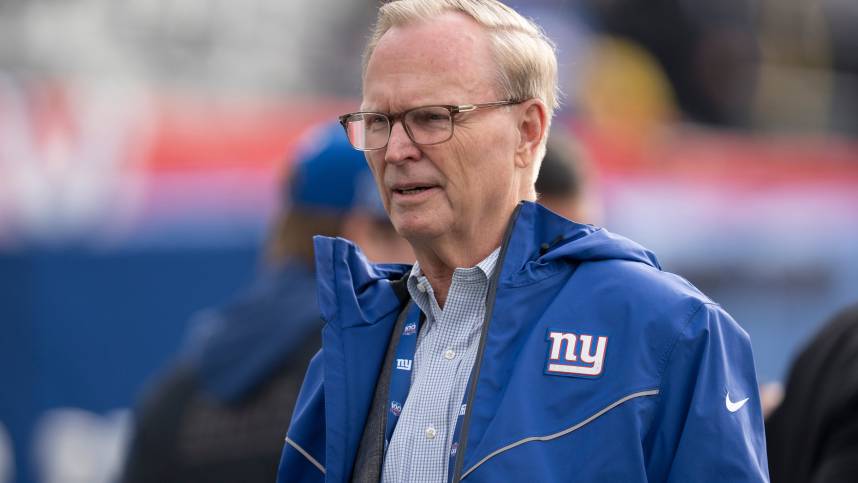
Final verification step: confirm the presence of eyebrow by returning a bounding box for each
[355,102,460,115]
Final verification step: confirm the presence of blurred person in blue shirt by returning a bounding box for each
[120,122,412,483]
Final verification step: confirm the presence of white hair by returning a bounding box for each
[363,0,560,166]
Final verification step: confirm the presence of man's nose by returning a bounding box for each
[384,121,420,165]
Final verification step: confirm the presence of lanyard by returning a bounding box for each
[384,302,423,451]
[446,397,468,482]
[384,302,473,483]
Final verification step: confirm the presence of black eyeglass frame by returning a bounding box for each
[337,99,525,151]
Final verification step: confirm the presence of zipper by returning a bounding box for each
[450,202,523,483]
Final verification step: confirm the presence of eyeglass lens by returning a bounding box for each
[344,106,454,150]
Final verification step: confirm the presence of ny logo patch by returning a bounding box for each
[545,330,608,378]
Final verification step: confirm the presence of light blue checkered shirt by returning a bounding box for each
[381,248,500,483]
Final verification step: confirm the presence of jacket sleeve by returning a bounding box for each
[648,302,769,482]
[277,350,326,483]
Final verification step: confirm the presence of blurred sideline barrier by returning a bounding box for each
[0,246,258,483]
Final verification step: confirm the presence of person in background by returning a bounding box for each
[535,131,600,224]
[120,122,412,483]
[766,303,858,483]
[278,1,768,482]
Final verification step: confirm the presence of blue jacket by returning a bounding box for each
[278,202,769,482]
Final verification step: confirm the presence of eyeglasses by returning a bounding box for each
[337,100,524,151]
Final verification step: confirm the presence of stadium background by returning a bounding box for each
[1,0,856,482]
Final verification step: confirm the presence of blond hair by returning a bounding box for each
[364,0,559,124]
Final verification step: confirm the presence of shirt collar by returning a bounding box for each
[406,247,501,313]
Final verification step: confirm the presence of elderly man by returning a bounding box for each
[278,1,769,482]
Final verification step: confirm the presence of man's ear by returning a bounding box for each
[514,99,548,169]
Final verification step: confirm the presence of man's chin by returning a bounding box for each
[391,217,447,244]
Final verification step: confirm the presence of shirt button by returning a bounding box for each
[444,349,456,360]
[417,282,428,293]
[425,426,437,439]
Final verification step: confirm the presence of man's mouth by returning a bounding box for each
[395,186,433,195]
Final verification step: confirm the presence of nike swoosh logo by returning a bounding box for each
[725,393,749,413]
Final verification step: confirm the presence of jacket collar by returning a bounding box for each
[314,201,659,332]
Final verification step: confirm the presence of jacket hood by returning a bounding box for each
[501,201,660,286]
[313,235,412,329]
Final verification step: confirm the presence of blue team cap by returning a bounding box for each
[287,121,386,217]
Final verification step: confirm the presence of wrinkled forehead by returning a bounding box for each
[362,12,499,109]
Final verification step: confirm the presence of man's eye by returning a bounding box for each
[367,116,387,129]
[412,110,450,125]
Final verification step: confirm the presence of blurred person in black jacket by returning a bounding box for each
[766,303,858,483]
[120,122,412,483]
